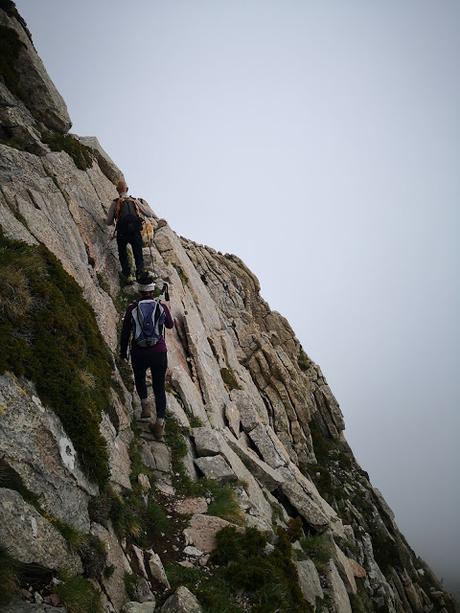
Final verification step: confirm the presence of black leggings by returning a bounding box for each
[117,231,144,278]
[132,351,168,419]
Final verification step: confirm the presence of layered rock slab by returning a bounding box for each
[0,488,82,575]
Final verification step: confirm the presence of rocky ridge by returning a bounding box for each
[0,4,456,613]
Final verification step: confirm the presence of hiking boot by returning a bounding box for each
[126,273,136,285]
[151,418,165,439]
[140,398,152,419]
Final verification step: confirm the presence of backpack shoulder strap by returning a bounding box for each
[131,197,144,219]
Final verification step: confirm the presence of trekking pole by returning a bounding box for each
[149,240,155,273]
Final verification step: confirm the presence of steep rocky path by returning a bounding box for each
[0,4,456,613]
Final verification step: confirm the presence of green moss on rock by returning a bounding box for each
[0,234,111,485]
[56,576,103,613]
[220,367,240,391]
[167,526,309,612]
[42,131,94,171]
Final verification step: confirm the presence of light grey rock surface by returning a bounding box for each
[147,551,171,589]
[0,373,96,531]
[194,454,236,483]
[225,431,284,491]
[140,440,171,474]
[192,426,221,456]
[91,523,131,610]
[161,586,202,613]
[0,488,82,575]
[183,514,238,553]
[296,559,324,606]
[326,561,352,613]
[0,10,71,132]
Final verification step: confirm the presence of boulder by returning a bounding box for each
[131,576,155,604]
[194,455,236,483]
[0,488,82,575]
[192,427,221,456]
[229,389,268,432]
[161,586,202,613]
[248,424,290,468]
[147,551,171,589]
[140,440,171,474]
[225,433,284,491]
[183,514,238,553]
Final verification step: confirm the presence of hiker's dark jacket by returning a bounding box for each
[106,196,154,227]
[120,301,174,359]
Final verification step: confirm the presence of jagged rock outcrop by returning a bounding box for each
[0,4,456,613]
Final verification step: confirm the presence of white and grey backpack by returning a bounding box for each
[131,299,166,347]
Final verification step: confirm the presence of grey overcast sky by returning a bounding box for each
[16,0,459,592]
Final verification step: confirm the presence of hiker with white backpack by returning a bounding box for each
[106,178,155,283]
[120,280,174,438]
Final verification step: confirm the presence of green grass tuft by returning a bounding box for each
[167,526,310,613]
[299,534,334,570]
[53,521,107,580]
[41,131,94,171]
[207,484,243,525]
[165,417,243,522]
[0,234,111,485]
[56,576,103,613]
[220,367,240,391]
[298,348,311,372]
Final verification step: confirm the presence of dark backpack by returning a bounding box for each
[115,198,143,236]
[131,300,166,347]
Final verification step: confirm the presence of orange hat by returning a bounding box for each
[116,178,128,194]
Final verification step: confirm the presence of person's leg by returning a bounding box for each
[150,352,167,419]
[129,232,145,280]
[116,234,131,277]
[132,352,149,405]
[149,352,168,437]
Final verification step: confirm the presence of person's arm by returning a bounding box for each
[162,303,174,329]
[106,200,117,226]
[120,304,134,358]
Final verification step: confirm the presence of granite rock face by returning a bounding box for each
[0,488,82,575]
[0,5,456,613]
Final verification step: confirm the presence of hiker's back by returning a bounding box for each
[116,197,142,236]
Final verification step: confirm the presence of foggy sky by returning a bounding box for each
[16,0,460,592]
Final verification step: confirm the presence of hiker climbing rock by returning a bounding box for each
[106,178,155,283]
[120,279,174,438]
